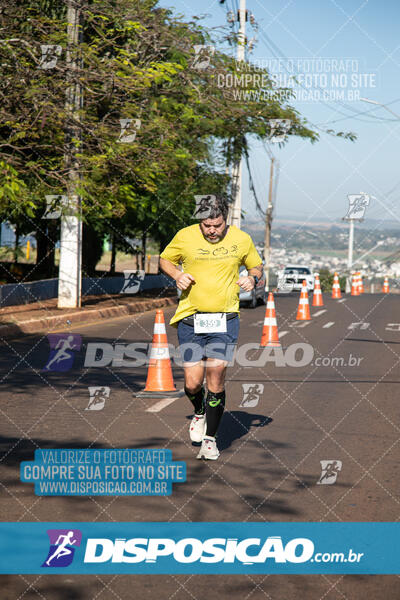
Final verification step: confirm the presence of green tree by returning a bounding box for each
[0,0,354,279]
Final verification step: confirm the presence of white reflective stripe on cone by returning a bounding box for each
[266,301,275,309]
[153,323,166,334]
[299,298,308,304]
[150,347,170,360]
[264,317,277,326]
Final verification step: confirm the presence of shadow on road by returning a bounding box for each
[217,411,273,451]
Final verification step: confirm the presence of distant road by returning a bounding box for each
[0,293,398,598]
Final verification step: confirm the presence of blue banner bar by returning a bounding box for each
[0,522,398,574]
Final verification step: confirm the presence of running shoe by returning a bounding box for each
[189,414,206,443]
[196,436,220,460]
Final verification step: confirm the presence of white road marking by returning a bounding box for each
[279,331,289,338]
[250,320,264,327]
[338,298,347,303]
[348,322,370,330]
[146,397,179,412]
[290,321,311,328]
[386,323,400,331]
[313,309,327,317]
[323,322,335,328]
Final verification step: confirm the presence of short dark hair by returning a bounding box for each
[206,196,229,221]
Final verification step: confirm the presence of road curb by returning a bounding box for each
[0,296,177,339]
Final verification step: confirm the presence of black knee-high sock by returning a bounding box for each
[185,386,205,415]
[205,390,225,437]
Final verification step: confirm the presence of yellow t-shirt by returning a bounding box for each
[160,224,262,325]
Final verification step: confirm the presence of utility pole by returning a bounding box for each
[343,192,371,293]
[58,0,83,308]
[263,157,274,291]
[229,0,246,229]
[347,219,354,269]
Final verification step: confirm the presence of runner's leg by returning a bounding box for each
[177,320,206,414]
[184,362,205,414]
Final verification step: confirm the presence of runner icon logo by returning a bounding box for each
[192,45,215,70]
[240,383,264,408]
[38,44,62,69]
[43,195,70,219]
[192,195,216,219]
[344,193,370,220]
[42,334,82,372]
[269,119,291,143]
[86,386,110,411]
[117,118,141,143]
[121,270,145,294]
[42,529,82,568]
[317,460,342,485]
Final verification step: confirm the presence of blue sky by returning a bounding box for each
[159,0,400,227]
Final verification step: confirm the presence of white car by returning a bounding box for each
[277,265,315,292]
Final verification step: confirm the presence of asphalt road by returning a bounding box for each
[0,292,399,598]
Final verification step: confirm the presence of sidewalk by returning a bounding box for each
[0,289,177,339]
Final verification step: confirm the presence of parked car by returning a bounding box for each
[277,265,314,292]
[239,266,266,308]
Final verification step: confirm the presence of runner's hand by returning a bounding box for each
[236,276,255,292]
[176,272,195,290]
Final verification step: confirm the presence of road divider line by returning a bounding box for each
[279,331,289,338]
[250,320,264,327]
[145,397,179,412]
[313,309,327,317]
[338,298,347,303]
[290,321,311,328]
[323,322,335,328]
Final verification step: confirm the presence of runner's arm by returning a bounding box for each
[159,258,195,291]
[237,264,263,291]
[248,264,263,281]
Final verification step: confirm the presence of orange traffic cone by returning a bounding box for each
[332,272,342,299]
[296,280,311,320]
[260,292,281,347]
[351,273,359,296]
[358,272,364,294]
[382,277,390,293]
[136,309,183,398]
[312,273,324,306]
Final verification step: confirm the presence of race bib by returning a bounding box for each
[194,313,227,334]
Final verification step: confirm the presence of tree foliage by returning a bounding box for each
[0,0,348,277]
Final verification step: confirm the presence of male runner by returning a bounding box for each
[159,196,263,460]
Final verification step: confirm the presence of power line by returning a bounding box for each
[323,99,400,124]
[255,24,391,126]
[243,148,265,217]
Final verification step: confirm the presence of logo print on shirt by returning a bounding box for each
[213,247,228,256]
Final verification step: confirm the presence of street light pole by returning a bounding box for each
[229,0,246,229]
[347,218,354,270]
[263,157,274,291]
[58,0,83,308]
